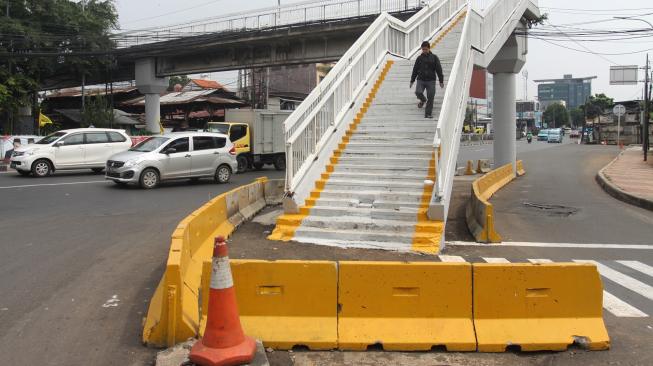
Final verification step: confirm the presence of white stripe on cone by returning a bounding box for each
[210,256,234,290]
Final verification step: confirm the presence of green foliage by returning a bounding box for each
[168,75,190,91]
[584,93,613,120]
[543,103,569,128]
[525,13,548,28]
[0,0,118,128]
[569,107,585,127]
[81,95,113,127]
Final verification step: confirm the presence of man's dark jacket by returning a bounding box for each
[411,52,444,83]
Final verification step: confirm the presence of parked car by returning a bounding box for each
[105,132,237,189]
[548,128,563,143]
[9,128,132,177]
[570,129,580,138]
[537,129,549,141]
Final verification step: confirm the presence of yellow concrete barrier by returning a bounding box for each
[142,177,282,347]
[473,263,610,352]
[516,159,526,176]
[476,159,491,174]
[465,162,520,243]
[338,262,476,351]
[199,260,338,350]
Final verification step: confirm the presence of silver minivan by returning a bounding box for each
[105,132,238,189]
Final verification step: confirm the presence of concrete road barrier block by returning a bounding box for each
[516,160,526,176]
[338,262,476,351]
[199,260,338,350]
[465,160,475,175]
[473,263,610,352]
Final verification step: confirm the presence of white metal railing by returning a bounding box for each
[430,0,534,218]
[115,0,424,48]
[285,0,467,192]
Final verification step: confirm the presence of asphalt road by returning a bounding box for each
[0,168,283,365]
[445,138,653,366]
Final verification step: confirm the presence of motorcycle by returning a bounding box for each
[527,136,532,144]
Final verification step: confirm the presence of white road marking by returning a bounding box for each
[447,241,653,250]
[482,257,510,263]
[102,295,120,308]
[439,255,466,263]
[616,261,653,278]
[602,291,648,318]
[528,259,553,263]
[0,180,106,189]
[574,260,653,301]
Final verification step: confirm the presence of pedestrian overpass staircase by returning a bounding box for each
[269,0,540,253]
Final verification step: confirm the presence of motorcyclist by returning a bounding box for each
[526,131,533,143]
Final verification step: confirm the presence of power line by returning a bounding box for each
[120,0,229,26]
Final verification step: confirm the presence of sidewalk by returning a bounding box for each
[597,146,653,211]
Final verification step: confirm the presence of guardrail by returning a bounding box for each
[115,0,424,48]
[285,0,466,193]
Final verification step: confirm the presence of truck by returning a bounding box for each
[207,109,290,173]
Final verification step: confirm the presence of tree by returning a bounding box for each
[0,0,118,133]
[569,107,585,128]
[81,95,113,127]
[543,103,569,128]
[168,75,190,91]
[583,93,613,141]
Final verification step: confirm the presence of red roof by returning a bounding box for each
[191,79,225,90]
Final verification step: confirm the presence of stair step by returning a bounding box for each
[296,214,419,234]
[310,197,423,210]
[325,178,427,189]
[355,125,436,132]
[316,189,424,202]
[335,157,432,166]
[327,171,428,181]
[340,150,432,157]
[334,164,430,174]
[344,142,433,150]
[293,226,421,248]
[306,206,420,221]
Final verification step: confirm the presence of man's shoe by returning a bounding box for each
[418,101,425,108]
[425,114,433,118]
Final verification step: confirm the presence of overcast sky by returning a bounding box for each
[113,0,653,102]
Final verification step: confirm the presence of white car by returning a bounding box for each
[9,128,132,177]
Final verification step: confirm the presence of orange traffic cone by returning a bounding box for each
[189,236,256,366]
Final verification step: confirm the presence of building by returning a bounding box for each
[534,74,596,110]
[516,100,542,130]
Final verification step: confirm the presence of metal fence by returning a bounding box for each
[115,0,425,48]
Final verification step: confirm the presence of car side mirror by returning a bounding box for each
[54,142,63,147]
[163,147,176,155]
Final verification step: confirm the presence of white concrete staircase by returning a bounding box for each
[270,18,464,253]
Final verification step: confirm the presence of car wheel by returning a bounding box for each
[31,159,52,177]
[253,162,264,170]
[140,168,159,189]
[215,165,231,184]
[17,170,31,177]
[91,168,104,174]
[236,155,248,173]
[273,155,286,171]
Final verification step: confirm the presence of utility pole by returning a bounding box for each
[81,1,86,113]
[645,54,650,161]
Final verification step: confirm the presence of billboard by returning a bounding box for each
[610,65,638,85]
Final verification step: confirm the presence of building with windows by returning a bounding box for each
[534,74,596,110]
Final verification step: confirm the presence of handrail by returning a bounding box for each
[286,0,467,192]
[115,0,424,48]
[430,0,532,219]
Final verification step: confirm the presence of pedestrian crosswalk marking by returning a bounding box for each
[574,260,653,301]
[528,259,553,263]
[482,257,510,263]
[616,261,653,278]
[602,290,648,318]
[438,255,466,263]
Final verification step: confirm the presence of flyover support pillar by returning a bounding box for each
[487,31,527,175]
[135,58,168,134]
[492,73,517,173]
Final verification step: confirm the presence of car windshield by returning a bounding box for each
[36,132,66,144]
[208,124,230,134]
[129,137,169,152]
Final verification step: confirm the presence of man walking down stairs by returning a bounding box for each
[411,41,445,119]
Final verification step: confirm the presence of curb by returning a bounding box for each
[596,155,653,212]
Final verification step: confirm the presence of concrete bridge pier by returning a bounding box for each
[488,32,527,174]
[135,58,168,134]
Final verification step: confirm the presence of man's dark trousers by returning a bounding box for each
[415,79,436,117]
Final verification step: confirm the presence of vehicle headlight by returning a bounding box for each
[12,151,24,157]
[124,160,139,168]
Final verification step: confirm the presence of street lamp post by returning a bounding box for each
[615,16,652,160]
